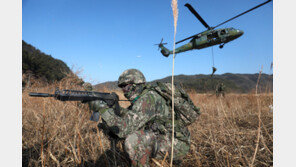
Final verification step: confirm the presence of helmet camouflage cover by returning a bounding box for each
[118,69,146,87]
[83,82,93,91]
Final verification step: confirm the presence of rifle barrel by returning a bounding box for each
[29,92,54,97]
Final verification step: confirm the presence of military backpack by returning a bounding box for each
[151,82,201,126]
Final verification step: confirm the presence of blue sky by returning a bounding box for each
[22,0,273,84]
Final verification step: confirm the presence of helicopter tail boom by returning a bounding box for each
[160,45,170,57]
[156,38,197,57]
[161,42,195,57]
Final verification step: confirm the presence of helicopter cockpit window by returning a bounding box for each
[220,29,226,35]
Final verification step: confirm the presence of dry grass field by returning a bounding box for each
[22,75,273,167]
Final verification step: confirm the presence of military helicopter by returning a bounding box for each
[157,0,272,57]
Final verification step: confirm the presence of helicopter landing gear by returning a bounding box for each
[219,44,224,49]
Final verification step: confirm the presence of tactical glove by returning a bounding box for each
[88,100,109,113]
[89,100,110,122]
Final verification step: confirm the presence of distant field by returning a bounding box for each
[22,76,273,167]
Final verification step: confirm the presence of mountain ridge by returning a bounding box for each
[94,73,273,93]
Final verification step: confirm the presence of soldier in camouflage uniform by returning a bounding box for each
[89,69,192,167]
[83,82,93,91]
[216,82,225,97]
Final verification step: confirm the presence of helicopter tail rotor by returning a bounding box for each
[154,38,167,50]
[155,38,170,57]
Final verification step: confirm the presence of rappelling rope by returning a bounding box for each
[170,0,178,166]
[211,46,215,67]
[210,46,217,77]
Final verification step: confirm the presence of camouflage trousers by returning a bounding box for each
[124,129,190,167]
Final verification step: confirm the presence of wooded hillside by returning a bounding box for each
[95,73,273,93]
[22,40,71,84]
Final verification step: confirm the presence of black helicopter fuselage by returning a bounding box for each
[159,27,244,57]
[190,27,244,49]
[175,28,244,53]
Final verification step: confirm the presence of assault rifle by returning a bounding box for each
[29,88,127,166]
[29,88,128,116]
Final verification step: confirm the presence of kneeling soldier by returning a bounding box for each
[89,69,199,167]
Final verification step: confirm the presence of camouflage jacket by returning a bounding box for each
[99,88,189,141]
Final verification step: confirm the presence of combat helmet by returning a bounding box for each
[83,82,93,91]
[118,69,146,87]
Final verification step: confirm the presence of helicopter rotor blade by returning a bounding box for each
[185,3,211,30]
[212,0,272,29]
[154,42,167,45]
[175,29,208,44]
[176,3,211,44]
[175,34,198,44]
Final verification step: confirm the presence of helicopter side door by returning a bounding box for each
[192,35,208,49]
[207,31,219,46]
[219,29,229,43]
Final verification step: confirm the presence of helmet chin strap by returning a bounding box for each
[124,84,145,101]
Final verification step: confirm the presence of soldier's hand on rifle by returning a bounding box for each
[89,100,110,122]
[88,100,109,113]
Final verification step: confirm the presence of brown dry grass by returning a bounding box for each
[22,76,272,167]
